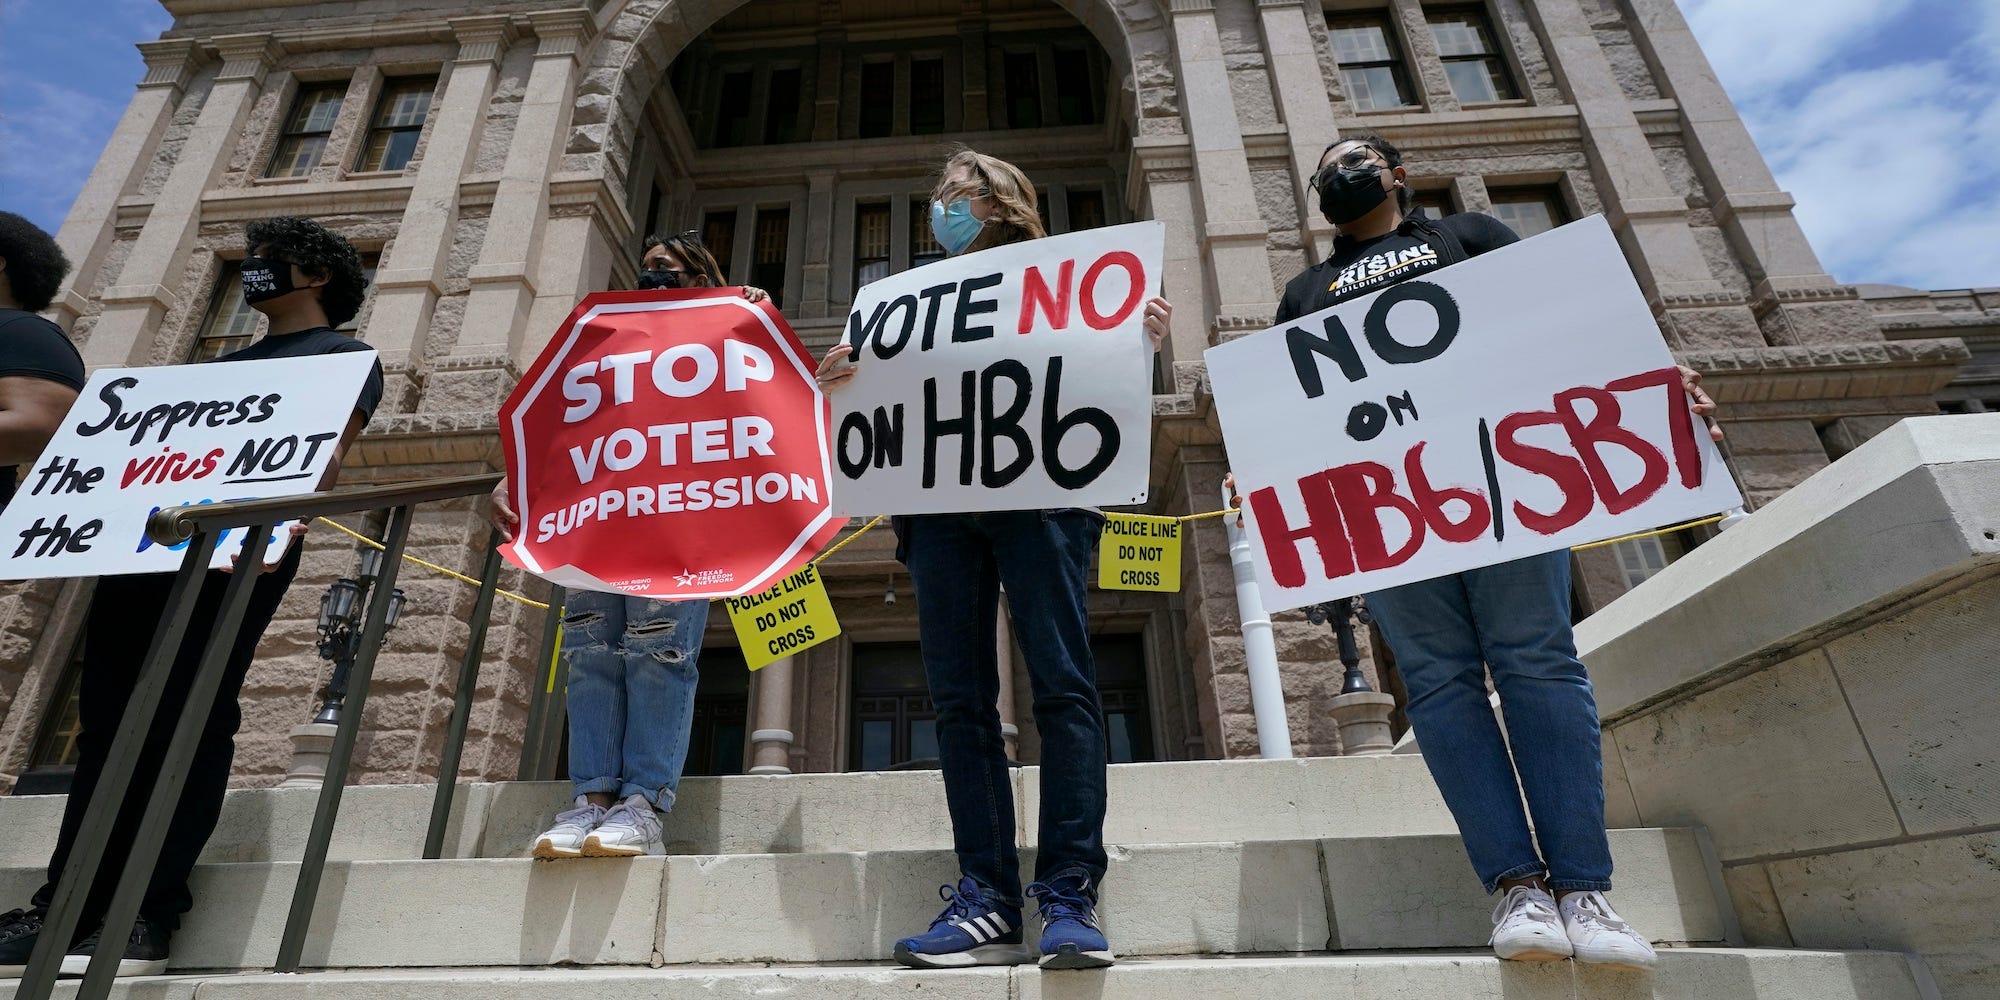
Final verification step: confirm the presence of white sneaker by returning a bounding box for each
[1490,885,1573,962]
[583,794,664,857]
[1561,891,1658,970]
[532,796,605,859]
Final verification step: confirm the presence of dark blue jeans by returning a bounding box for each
[902,510,1107,905]
[1365,548,1614,894]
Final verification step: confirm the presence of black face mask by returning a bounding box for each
[637,268,683,290]
[1317,164,1393,226]
[239,257,296,304]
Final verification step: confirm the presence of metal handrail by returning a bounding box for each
[18,471,542,999]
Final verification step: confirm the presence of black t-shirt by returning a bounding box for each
[213,326,385,426]
[1276,210,1520,324]
[0,309,87,509]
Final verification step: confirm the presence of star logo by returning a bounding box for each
[674,569,698,587]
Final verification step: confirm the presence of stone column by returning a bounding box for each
[995,595,1020,760]
[1133,150,1211,381]
[1621,0,1880,346]
[1523,0,1755,344]
[957,17,990,132]
[1390,0,1460,113]
[798,171,837,320]
[441,10,594,393]
[1169,0,1279,326]
[1254,0,1339,262]
[812,26,845,141]
[365,15,515,412]
[749,656,797,773]
[51,38,201,331]
[84,34,281,369]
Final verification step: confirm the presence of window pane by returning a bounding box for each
[29,644,85,768]
[361,129,422,172]
[1343,66,1413,112]
[1490,190,1566,238]
[1052,47,1094,126]
[268,135,327,178]
[373,80,433,128]
[910,59,945,135]
[290,85,345,133]
[764,67,802,144]
[860,61,895,138]
[1066,188,1106,232]
[854,202,891,291]
[1330,21,1395,63]
[334,256,378,333]
[702,210,737,278]
[860,720,893,771]
[708,720,746,774]
[753,208,789,307]
[911,197,946,270]
[1105,712,1138,764]
[1005,52,1041,129]
[715,70,754,147]
[1428,12,1498,57]
[1443,61,1504,103]
[907,719,939,762]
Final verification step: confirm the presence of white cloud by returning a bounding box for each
[1680,0,2000,289]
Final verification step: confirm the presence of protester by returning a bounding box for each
[815,149,1172,971]
[1228,135,1722,971]
[489,232,766,860]
[0,216,383,980]
[0,212,86,513]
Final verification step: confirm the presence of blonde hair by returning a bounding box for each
[932,147,1047,252]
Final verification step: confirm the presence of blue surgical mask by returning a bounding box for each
[929,198,986,256]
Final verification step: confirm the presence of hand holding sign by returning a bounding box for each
[1205,216,1740,612]
[827,221,1166,516]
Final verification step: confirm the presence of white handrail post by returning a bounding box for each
[1223,485,1292,759]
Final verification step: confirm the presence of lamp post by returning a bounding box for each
[311,548,407,725]
[1309,597,1398,755]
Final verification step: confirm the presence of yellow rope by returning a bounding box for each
[1569,514,1726,551]
[816,514,886,561]
[313,516,551,610]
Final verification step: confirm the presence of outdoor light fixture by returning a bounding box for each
[1306,598,1375,695]
[883,576,897,605]
[312,547,408,725]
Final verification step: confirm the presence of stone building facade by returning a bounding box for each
[0,0,1973,792]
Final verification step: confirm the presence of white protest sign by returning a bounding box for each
[830,221,1164,515]
[1205,215,1740,612]
[0,352,378,580]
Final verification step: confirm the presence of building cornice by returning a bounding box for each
[211,33,282,84]
[1677,340,1972,405]
[136,38,203,92]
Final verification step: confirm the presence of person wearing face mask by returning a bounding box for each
[0,217,383,981]
[1238,135,1724,972]
[488,233,766,861]
[816,149,1172,972]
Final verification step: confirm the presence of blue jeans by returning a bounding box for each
[561,589,708,810]
[1365,548,1613,894]
[903,510,1107,906]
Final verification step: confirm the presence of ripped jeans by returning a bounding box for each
[561,589,708,810]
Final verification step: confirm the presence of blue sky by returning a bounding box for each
[0,0,1991,290]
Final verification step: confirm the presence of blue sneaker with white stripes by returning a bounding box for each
[892,877,1030,969]
[1029,871,1114,969]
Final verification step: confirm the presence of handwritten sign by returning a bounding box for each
[723,562,840,669]
[831,222,1164,516]
[1205,215,1740,612]
[1098,513,1181,592]
[0,352,378,580]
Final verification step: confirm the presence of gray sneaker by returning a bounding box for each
[583,793,663,857]
[532,796,606,859]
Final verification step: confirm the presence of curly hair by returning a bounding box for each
[931,147,1047,253]
[244,216,368,327]
[0,211,73,313]
[640,231,728,287]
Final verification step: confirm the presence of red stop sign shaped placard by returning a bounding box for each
[500,289,839,599]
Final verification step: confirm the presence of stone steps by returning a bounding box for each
[0,830,1721,972]
[0,757,1456,865]
[0,950,1934,1000]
